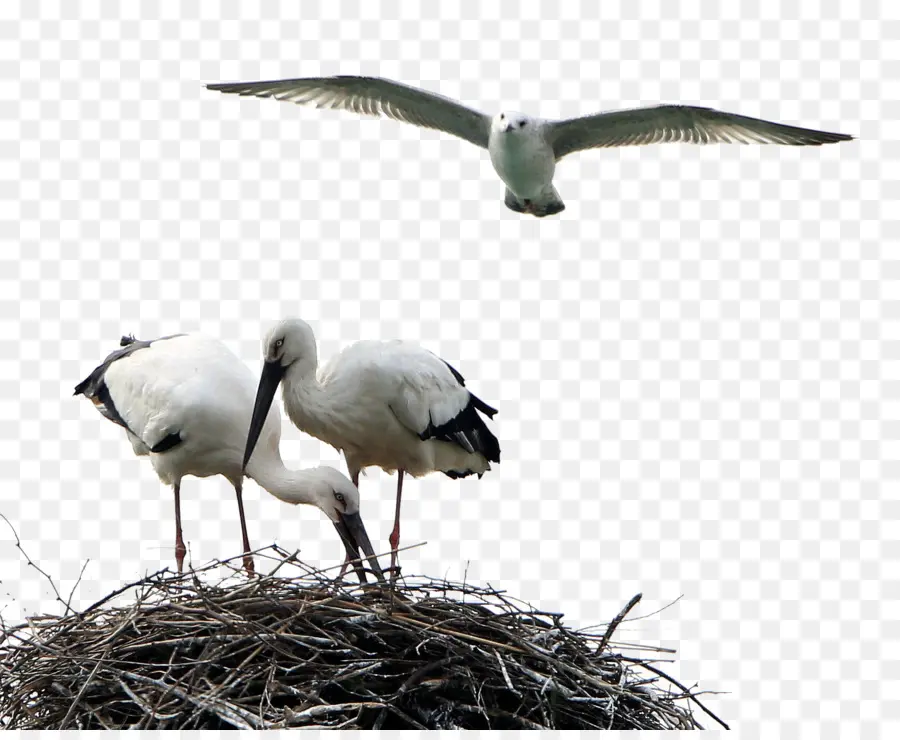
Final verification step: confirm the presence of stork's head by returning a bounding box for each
[492,111,531,135]
[251,463,385,584]
[243,318,319,473]
[308,466,362,522]
[310,467,386,584]
[262,318,317,370]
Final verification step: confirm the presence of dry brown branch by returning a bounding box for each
[0,546,723,730]
[596,591,643,655]
[0,513,72,616]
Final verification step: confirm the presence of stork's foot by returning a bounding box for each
[175,542,186,574]
[336,552,373,585]
[386,563,402,584]
[388,535,402,583]
[337,553,352,581]
[243,554,256,576]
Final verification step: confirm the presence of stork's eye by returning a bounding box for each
[274,338,284,349]
[334,492,346,504]
[500,113,505,120]
[519,121,526,128]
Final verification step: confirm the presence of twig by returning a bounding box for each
[596,593,642,656]
[0,513,70,614]
[65,560,91,613]
[493,648,520,696]
[620,657,730,730]
[59,643,114,728]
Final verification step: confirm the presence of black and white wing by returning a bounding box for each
[74,334,186,455]
[326,341,501,465]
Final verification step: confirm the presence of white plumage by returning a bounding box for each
[207,74,853,217]
[242,319,501,575]
[75,333,384,581]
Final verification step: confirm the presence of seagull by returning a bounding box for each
[241,318,501,576]
[206,75,854,217]
[74,333,385,582]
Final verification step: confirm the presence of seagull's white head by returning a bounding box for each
[492,111,532,135]
[262,318,317,372]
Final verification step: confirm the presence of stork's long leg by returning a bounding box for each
[389,471,404,577]
[233,481,255,575]
[173,481,186,573]
[337,469,362,581]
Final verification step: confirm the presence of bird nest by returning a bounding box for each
[0,546,726,730]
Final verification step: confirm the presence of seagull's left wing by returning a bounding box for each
[206,75,492,149]
[546,105,853,161]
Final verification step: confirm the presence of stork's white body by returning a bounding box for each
[283,339,493,480]
[76,333,384,579]
[98,335,295,492]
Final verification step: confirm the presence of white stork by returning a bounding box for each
[74,333,384,582]
[242,318,501,575]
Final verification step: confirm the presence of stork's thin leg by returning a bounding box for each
[337,469,362,581]
[337,554,352,581]
[389,470,404,577]
[233,481,255,576]
[173,482,186,573]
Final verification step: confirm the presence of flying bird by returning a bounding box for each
[206,75,854,217]
[242,318,501,576]
[75,333,384,582]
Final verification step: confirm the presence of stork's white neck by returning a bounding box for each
[280,361,342,445]
[245,446,329,512]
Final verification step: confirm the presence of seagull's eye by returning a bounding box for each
[274,338,284,349]
[519,121,526,128]
[499,113,505,120]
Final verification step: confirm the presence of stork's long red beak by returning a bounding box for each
[242,360,286,472]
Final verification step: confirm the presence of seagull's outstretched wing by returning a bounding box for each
[546,105,853,160]
[207,75,492,149]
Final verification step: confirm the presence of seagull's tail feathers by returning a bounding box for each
[504,187,565,218]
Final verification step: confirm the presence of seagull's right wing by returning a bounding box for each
[207,75,492,150]
[546,105,853,161]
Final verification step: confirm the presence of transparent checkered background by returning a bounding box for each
[0,2,895,736]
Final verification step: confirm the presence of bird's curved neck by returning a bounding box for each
[245,447,320,507]
[281,363,336,437]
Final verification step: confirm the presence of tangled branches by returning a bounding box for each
[0,547,724,730]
